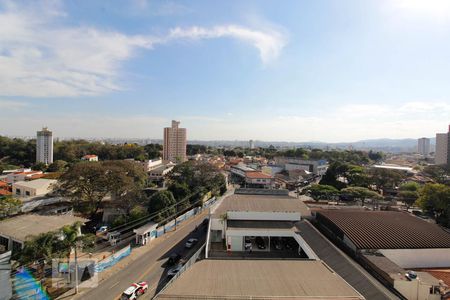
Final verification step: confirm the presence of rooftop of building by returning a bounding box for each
[415,268,450,286]
[227,220,296,230]
[12,179,57,189]
[231,164,255,172]
[82,154,98,158]
[317,210,450,249]
[212,193,310,217]
[156,259,364,299]
[0,214,87,241]
[245,171,273,179]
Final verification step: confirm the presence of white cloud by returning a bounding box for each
[0,1,286,98]
[0,99,29,110]
[384,0,450,24]
[167,25,287,64]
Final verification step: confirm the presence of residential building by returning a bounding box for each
[163,120,187,163]
[6,170,43,184]
[436,127,450,165]
[0,214,86,253]
[244,171,274,188]
[81,154,98,162]
[12,179,57,198]
[36,127,53,164]
[417,137,431,157]
[249,139,255,149]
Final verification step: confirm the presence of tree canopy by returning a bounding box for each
[306,184,340,201]
[416,183,450,227]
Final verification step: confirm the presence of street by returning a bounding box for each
[66,209,209,300]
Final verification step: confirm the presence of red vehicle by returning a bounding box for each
[121,282,148,300]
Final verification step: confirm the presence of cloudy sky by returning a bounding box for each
[1,0,449,142]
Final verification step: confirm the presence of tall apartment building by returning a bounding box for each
[417,137,431,156]
[163,120,187,163]
[435,126,450,166]
[36,127,53,164]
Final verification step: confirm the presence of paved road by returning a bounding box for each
[73,210,209,300]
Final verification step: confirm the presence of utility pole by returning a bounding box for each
[74,240,82,294]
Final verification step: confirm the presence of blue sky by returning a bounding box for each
[1,0,450,142]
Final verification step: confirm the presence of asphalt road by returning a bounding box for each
[74,210,208,300]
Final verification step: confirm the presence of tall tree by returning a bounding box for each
[398,181,420,209]
[341,186,382,206]
[416,183,450,227]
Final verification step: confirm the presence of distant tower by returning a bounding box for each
[249,139,255,149]
[163,120,187,163]
[435,125,450,166]
[36,127,53,164]
[417,137,430,157]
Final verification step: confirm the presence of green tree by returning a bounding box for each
[47,160,68,172]
[147,190,177,222]
[32,162,47,171]
[422,165,450,184]
[56,162,110,218]
[341,186,382,206]
[416,183,450,227]
[0,196,22,218]
[398,182,420,209]
[368,168,405,190]
[306,184,340,201]
[18,231,63,264]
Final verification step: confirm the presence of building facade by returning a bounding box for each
[417,137,431,157]
[36,127,53,164]
[163,120,187,163]
[435,128,449,165]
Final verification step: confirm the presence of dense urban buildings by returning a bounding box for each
[163,120,187,163]
[435,126,450,166]
[36,127,53,164]
[417,137,431,157]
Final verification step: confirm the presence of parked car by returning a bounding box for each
[282,237,295,250]
[167,253,181,266]
[255,237,266,249]
[271,237,282,250]
[167,264,183,278]
[120,281,148,300]
[244,238,252,250]
[185,238,198,249]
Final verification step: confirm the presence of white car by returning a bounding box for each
[167,264,183,278]
[120,282,148,300]
[185,238,198,248]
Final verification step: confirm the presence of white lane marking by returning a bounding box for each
[110,281,120,288]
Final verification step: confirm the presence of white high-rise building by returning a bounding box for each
[435,126,450,166]
[163,120,187,163]
[36,127,53,164]
[417,137,430,157]
[249,139,255,149]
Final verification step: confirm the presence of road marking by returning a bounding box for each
[110,282,119,288]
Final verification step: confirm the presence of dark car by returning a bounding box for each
[282,237,295,250]
[255,237,266,249]
[167,253,181,266]
[271,237,282,250]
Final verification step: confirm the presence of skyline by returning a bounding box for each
[1,0,450,141]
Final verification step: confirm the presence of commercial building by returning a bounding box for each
[436,127,450,165]
[12,179,57,198]
[315,210,450,300]
[36,127,53,164]
[274,157,329,176]
[148,163,175,181]
[141,158,163,172]
[417,137,431,157]
[163,120,187,163]
[0,214,86,253]
[207,192,312,257]
[156,259,364,299]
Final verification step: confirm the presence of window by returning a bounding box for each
[25,191,30,196]
[15,188,21,195]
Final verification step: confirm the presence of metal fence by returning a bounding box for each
[155,243,205,297]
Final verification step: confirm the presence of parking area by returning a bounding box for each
[242,236,308,257]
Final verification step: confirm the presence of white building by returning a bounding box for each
[274,157,329,176]
[141,158,163,172]
[81,154,98,162]
[435,130,449,165]
[163,120,187,163]
[249,139,255,149]
[417,137,431,157]
[36,127,53,164]
[6,170,42,184]
[12,179,57,198]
